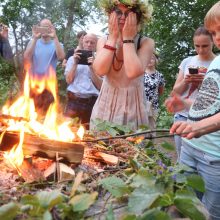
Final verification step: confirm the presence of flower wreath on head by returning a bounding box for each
[98,0,153,25]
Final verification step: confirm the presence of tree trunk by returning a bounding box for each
[63,0,77,49]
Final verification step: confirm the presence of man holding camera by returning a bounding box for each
[24,18,65,115]
[24,18,65,75]
[64,33,102,128]
[62,30,87,68]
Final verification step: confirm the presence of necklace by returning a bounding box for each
[112,52,123,71]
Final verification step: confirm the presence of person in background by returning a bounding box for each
[90,0,154,131]
[168,2,220,219]
[166,26,215,161]
[24,18,65,115]
[62,30,87,68]
[64,33,102,128]
[144,52,165,132]
[0,23,13,61]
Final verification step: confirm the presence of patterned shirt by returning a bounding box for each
[183,55,220,157]
[144,70,165,110]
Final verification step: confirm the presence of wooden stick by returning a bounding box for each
[82,123,220,143]
[93,152,119,165]
[82,129,170,142]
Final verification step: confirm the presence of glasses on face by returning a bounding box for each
[114,8,132,18]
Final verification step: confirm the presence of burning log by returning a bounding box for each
[0,131,85,163]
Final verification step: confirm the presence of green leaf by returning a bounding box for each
[122,215,137,220]
[129,159,141,172]
[156,193,174,207]
[93,119,132,135]
[187,174,205,192]
[21,194,42,216]
[131,169,155,188]
[175,189,199,203]
[0,202,19,220]
[99,176,131,198]
[70,192,98,212]
[174,198,206,220]
[106,127,118,136]
[175,173,187,183]
[105,204,115,220]
[140,208,171,220]
[145,140,154,148]
[21,194,40,207]
[43,210,52,220]
[128,187,161,214]
[36,190,63,209]
[160,141,175,151]
[174,163,194,173]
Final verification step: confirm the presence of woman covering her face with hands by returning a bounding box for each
[90,0,154,130]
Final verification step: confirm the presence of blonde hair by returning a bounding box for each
[204,1,220,30]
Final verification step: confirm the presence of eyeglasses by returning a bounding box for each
[114,8,132,18]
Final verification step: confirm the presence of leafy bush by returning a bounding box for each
[157,105,173,129]
[0,57,19,106]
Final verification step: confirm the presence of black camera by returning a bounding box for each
[188,67,199,74]
[77,49,93,65]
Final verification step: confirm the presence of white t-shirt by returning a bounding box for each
[64,56,99,98]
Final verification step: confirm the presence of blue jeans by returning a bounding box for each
[180,142,220,220]
[173,114,187,162]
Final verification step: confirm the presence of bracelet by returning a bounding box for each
[103,44,116,51]
[123,40,134,44]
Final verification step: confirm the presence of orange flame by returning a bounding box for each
[3,127,24,174]
[1,65,84,168]
[77,125,85,140]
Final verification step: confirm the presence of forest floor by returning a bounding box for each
[0,135,177,219]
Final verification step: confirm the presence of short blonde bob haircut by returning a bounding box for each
[204,1,220,30]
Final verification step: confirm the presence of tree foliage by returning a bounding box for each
[144,0,219,89]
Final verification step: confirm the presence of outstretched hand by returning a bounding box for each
[164,92,186,113]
